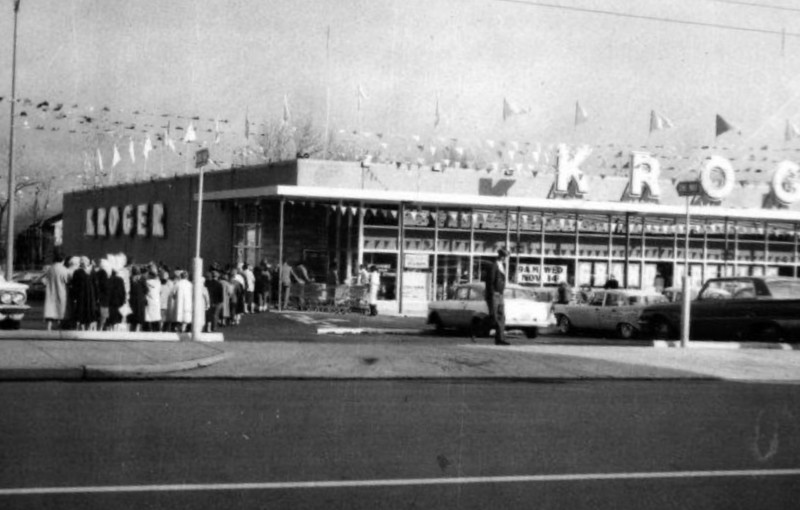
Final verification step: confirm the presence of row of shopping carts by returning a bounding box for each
[287,283,370,314]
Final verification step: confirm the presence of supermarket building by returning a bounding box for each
[63,149,800,314]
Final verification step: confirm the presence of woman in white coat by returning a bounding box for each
[368,265,380,316]
[172,270,194,332]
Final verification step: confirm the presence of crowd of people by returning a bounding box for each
[42,254,385,332]
[43,254,275,333]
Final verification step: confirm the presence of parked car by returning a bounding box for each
[0,274,30,329]
[639,276,800,342]
[427,283,556,338]
[554,289,669,339]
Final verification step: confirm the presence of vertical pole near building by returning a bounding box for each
[277,198,285,311]
[398,201,405,314]
[191,153,207,340]
[5,0,21,281]
[681,195,691,348]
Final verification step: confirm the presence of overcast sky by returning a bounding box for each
[2,0,800,192]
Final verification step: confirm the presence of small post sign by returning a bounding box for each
[195,148,209,168]
[676,180,701,197]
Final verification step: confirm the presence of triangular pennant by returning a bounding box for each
[575,101,589,126]
[128,138,136,164]
[649,110,674,133]
[183,122,197,143]
[143,135,153,161]
[112,144,121,168]
[283,94,291,124]
[715,114,738,137]
[503,98,529,121]
[785,119,800,142]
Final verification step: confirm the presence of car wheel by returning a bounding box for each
[651,318,675,340]
[557,315,571,335]
[617,323,636,340]
[751,324,784,342]
[524,327,539,339]
[430,313,445,333]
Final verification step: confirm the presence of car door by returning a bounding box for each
[597,291,625,332]
[571,291,605,329]
[446,285,474,328]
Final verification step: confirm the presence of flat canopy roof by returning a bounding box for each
[197,184,800,223]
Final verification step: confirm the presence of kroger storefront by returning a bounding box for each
[63,147,800,314]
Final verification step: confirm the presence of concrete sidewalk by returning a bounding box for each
[0,335,798,382]
[5,307,800,382]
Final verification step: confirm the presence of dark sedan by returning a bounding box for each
[639,276,800,342]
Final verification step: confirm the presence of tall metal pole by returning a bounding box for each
[681,196,691,347]
[5,0,21,281]
[191,164,206,340]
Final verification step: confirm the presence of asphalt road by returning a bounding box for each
[1,379,799,509]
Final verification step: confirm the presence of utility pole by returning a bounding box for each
[5,0,21,281]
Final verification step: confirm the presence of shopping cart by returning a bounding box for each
[347,284,370,314]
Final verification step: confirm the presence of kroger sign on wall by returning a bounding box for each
[554,145,800,205]
[84,203,166,238]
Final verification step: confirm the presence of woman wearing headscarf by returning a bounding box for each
[144,267,162,332]
[43,254,70,330]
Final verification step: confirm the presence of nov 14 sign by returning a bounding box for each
[517,264,567,285]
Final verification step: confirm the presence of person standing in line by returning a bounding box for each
[204,269,224,332]
[242,263,256,313]
[107,265,127,331]
[144,267,162,332]
[327,263,340,287]
[219,272,234,326]
[358,264,370,285]
[43,254,70,331]
[70,257,98,331]
[484,248,510,345]
[280,260,299,310]
[604,274,619,289]
[159,269,174,332]
[368,265,380,316]
[254,262,271,312]
[94,259,112,331]
[172,270,194,332]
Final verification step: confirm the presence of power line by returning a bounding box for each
[494,0,800,38]
[713,0,800,15]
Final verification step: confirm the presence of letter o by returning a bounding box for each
[700,155,735,200]
[107,206,120,236]
[771,160,800,206]
[122,205,134,236]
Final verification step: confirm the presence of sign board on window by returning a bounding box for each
[404,253,430,269]
[516,264,567,285]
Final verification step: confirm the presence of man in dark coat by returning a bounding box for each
[484,248,510,345]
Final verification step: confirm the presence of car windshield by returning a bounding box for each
[505,287,555,302]
[630,294,668,305]
[765,280,800,299]
[699,279,757,300]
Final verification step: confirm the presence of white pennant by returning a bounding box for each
[128,138,136,163]
[112,144,121,168]
[143,135,153,160]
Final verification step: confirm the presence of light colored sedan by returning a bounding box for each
[554,289,668,339]
[427,283,556,338]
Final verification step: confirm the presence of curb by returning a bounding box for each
[317,327,430,335]
[83,351,232,379]
[0,330,224,343]
[652,340,796,350]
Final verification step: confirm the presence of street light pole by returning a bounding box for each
[675,180,700,348]
[5,0,21,281]
[681,195,691,348]
[191,148,209,340]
